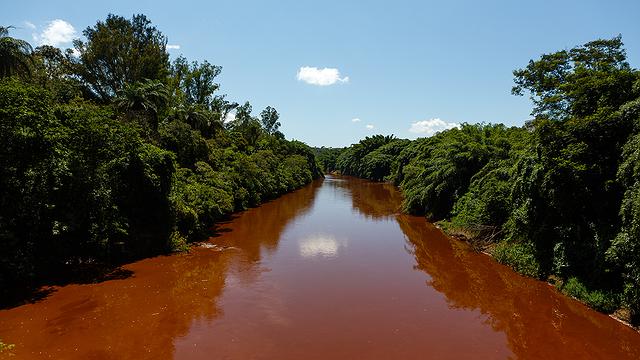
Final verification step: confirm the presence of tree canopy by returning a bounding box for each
[69,14,170,101]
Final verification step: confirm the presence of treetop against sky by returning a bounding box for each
[3,0,640,146]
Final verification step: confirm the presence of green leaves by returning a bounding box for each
[513,35,635,121]
[0,26,33,78]
[401,124,524,219]
[70,14,170,100]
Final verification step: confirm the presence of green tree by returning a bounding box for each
[70,14,170,101]
[31,45,83,101]
[506,37,639,283]
[513,35,636,121]
[169,56,222,107]
[165,104,223,138]
[0,26,33,78]
[114,79,169,131]
[260,106,281,134]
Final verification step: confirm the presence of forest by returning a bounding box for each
[321,36,640,324]
[0,14,321,301]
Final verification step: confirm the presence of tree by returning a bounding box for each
[114,79,169,131]
[512,35,636,121]
[32,45,84,101]
[260,106,281,134]
[169,56,222,107]
[0,26,33,78]
[70,14,170,101]
[165,104,223,138]
[233,101,253,126]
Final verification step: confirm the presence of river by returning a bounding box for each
[1,175,639,359]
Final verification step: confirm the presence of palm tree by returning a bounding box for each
[165,104,224,138]
[0,26,33,78]
[114,79,169,130]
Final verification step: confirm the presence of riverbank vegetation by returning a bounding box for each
[0,15,320,301]
[331,37,640,324]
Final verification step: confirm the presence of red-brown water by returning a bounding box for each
[1,176,639,359]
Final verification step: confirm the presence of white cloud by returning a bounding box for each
[24,21,36,30]
[351,118,361,122]
[366,124,374,130]
[223,111,236,124]
[409,118,460,136]
[36,19,76,47]
[296,66,349,86]
[166,44,181,50]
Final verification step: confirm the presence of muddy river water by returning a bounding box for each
[1,176,639,359]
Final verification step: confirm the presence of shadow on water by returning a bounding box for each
[0,265,136,310]
[211,180,322,263]
[397,213,640,359]
[0,181,323,360]
[0,180,323,311]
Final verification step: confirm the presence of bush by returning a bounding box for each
[493,241,541,278]
[560,277,620,313]
[171,163,234,239]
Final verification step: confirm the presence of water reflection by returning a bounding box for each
[397,203,640,359]
[299,234,341,258]
[327,176,403,219]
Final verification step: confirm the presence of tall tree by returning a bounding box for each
[512,35,636,121]
[260,106,281,134]
[169,56,222,107]
[0,26,33,78]
[70,14,170,101]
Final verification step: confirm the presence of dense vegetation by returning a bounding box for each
[333,37,640,324]
[0,15,321,299]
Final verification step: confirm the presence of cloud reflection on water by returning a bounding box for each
[298,234,343,258]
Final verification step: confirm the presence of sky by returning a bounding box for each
[3,0,640,147]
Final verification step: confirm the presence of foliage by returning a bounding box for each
[313,147,345,173]
[0,80,176,291]
[171,163,234,239]
[559,277,620,313]
[335,135,396,177]
[159,120,209,167]
[31,45,84,101]
[69,14,170,101]
[0,26,33,78]
[512,35,636,121]
[113,79,169,140]
[169,56,221,107]
[493,241,541,278]
[260,106,281,135]
[608,114,640,322]
[401,124,525,219]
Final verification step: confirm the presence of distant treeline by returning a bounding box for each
[319,36,640,324]
[0,15,321,297]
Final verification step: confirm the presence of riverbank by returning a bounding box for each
[435,220,639,331]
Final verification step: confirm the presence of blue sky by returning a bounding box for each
[3,0,640,147]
